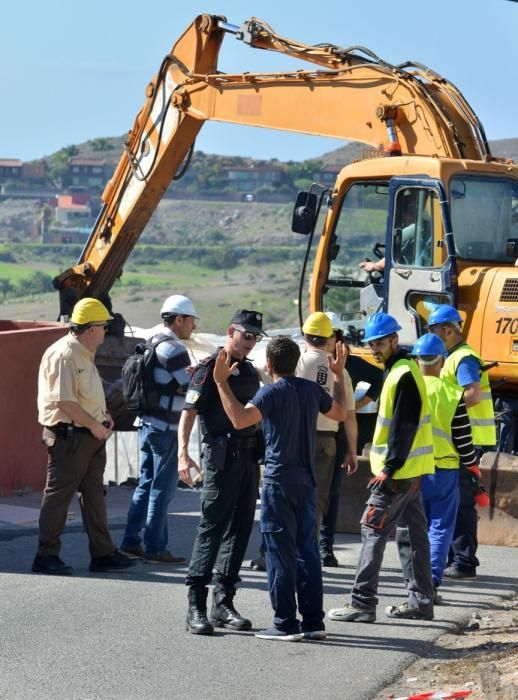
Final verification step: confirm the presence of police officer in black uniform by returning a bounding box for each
[178,309,265,635]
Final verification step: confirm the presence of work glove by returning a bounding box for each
[467,465,482,479]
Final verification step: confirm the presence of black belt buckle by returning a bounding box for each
[54,423,73,439]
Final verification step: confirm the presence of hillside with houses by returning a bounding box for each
[0,136,337,244]
[1,135,518,244]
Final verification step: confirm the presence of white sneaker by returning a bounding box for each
[255,626,304,642]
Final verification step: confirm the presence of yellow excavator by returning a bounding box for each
[53,14,518,440]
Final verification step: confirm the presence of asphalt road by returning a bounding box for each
[0,487,517,700]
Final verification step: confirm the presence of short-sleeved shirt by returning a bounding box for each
[37,333,107,426]
[250,376,332,486]
[296,347,354,431]
[455,356,481,387]
[183,350,260,437]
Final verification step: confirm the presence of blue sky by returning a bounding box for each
[2,0,517,162]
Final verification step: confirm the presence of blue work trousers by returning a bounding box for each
[261,481,324,632]
[397,469,460,587]
[421,469,460,585]
[121,424,178,555]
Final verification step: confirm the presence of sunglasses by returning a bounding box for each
[234,327,263,342]
[91,324,110,331]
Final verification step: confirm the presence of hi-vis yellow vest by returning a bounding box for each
[441,345,496,447]
[424,375,463,469]
[370,358,434,479]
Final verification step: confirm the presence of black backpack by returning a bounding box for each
[121,334,171,416]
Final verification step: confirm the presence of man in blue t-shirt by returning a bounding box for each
[213,336,346,642]
[428,304,495,580]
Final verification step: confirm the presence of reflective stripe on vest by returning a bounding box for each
[424,375,462,469]
[370,358,435,479]
[441,345,496,446]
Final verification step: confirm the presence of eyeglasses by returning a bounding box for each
[234,327,263,342]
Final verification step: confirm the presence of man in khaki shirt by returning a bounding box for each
[32,298,135,576]
[296,312,358,535]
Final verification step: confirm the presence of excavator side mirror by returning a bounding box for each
[292,191,318,235]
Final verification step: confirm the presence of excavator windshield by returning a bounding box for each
[450,176,518,263]
[324,181,389,320]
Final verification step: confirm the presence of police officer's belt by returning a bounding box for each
[45,422,91,438]
[228,435,257,450]
[225,434,257,449]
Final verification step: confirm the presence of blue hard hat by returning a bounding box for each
[427,304,462,327]
[363,312,402,342]
[411,333,446,357]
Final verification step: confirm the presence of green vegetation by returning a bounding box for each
[88,137,114,152]
[0,188,380,331]
[46,145,80,188]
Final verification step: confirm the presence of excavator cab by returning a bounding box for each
[296,174,457,348]
[383,177,457,346]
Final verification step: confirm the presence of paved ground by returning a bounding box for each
[0,486,517,700]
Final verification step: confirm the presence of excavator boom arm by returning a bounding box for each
[54,14,489,312]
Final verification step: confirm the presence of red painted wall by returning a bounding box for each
[0,321,67,495]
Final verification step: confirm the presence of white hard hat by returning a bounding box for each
[160,294,199,318]
[324,311,345,331]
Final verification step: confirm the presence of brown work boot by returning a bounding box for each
[144,551,186,564]
[120,545,145,559]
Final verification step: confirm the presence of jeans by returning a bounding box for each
[121,424,178,555]
[186,439,259,589]
[261,481,324,632]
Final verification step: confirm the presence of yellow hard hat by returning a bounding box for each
[70,298,113,325]
[302,312,333,338]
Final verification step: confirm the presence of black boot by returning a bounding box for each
[186,586,214,635]
[210,584,252,631]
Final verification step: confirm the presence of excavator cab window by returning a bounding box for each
[392,188,435,268]
[323,181,389,321]
[450,176,518,263]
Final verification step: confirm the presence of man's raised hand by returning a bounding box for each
[213,349,238,385]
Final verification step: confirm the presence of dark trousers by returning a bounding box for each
[357,413,377,454]
[448,467,479,573]
[319,427,346,550]
[351,479,433,611]
[320,414,378,551]
[314,433,337,533]
[186,443,259,589]
[38,429,114,558]
[261,481,324,632]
